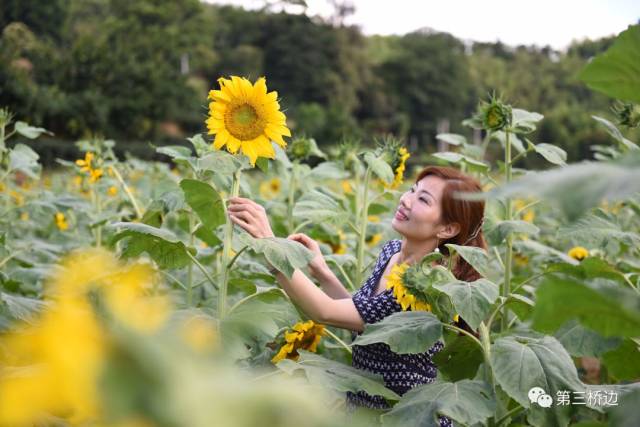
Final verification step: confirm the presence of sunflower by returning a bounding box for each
[271,320,326,363]
[54,212,69,231]
[366,233,383,248]
[568,246,589,261]
[385,263,431,312]
[259,177,281,199]
[389,147,411,189]
[329,230,347,255]
[206,76,291,166]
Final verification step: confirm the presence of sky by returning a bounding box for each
[207,0,640,50]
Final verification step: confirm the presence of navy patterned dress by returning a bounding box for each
[348,239,453,427]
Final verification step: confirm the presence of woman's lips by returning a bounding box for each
[394,210,409,221]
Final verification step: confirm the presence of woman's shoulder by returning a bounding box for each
[376,239,402,265]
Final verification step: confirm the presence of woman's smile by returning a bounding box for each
[394,208,409,221]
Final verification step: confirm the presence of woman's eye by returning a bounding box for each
[420,197,429,204]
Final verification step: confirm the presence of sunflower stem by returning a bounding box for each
[323,328,352,354]
[287,164,297,234]
[187,211,195,306]
[354,166,372,289]
[110,165,143,220]
[218,169,242,318]
[501,129,513,332]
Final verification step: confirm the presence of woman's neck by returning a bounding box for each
[397,237,438,265]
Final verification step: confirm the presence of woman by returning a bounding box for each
[228,166,486,422]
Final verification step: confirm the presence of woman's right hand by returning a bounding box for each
[287,233,329,278]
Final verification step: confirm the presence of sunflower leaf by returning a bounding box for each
[353,311,442,354]
[364,152,394,184]
[110,222,195,269]
[433,279,499,330]
[180,179,225,232]
[276,351,400,401]
[242,236,314,279]
[382,380,495,427]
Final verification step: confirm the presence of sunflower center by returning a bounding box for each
[225,103,266,141]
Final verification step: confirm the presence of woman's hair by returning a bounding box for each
[415,166,487,282]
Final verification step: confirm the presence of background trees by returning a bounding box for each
[0,0,633,163]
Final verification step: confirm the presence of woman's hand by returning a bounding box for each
[227,197,275,239]
[287,233,330,279]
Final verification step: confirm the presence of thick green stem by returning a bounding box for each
[110,165,143,220]
[354,167,372,289]
[218,169,241,318]
[323,328,352,354]
[501,130,513,332]
[287,165,296,234]
[187,212,195,306]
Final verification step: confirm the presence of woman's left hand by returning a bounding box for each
[227,197,275,239]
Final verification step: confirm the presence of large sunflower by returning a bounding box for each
[271,320,326,363]
[386,263,431,312]
[206,76,291,166]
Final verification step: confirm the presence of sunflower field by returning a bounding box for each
[1,20,639,427]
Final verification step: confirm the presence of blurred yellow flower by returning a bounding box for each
[366,233,383,248]
[390,147,411,189]
[513,199,535,223]
[75,152,94,173]
[341,180,352,194]
[180,316,218,353]
[568,246,589,261]
[20,211,29,221]
[271,320,326,363]
[107,186,118,197]
[329,230,347,255]
[206,76,290,166]
[259,177,281,199]
[514,253,529,267]
[9,190,24,207]
[54,212,69,231]
[367,215,380,223]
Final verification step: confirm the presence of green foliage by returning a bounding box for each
[580,25,640,103]
[353,311,443,354]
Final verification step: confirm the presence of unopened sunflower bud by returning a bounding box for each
[611,102,640,128]
[474,93,512,132]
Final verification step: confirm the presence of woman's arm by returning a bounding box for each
[227,197,363,331]
[271,267,364,332]
[313,266,352,300]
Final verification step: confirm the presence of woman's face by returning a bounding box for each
[391,175,447,241]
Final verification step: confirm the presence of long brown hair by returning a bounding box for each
[415,166,487,282]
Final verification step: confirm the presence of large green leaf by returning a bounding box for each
[558,213,640,249]
[608,386,640,426]
[110,222,195,269]
[9,143,41,179]
[434,279,499,330]
[180,179,225,232]
[445,243,500,279]
[487,220,539,244]
[602,338,640,381]
[308,161,350,180]
[530,142,567,165]
[276,351,400,401]
[580,25,640,103]
[511,108,544,134]
[491,335,584,427]
[554,319,622,357]
[436,133,466,146]
[14,121,52,139]
[293,190,346,224]
[0,292,48,323]
[382,380,495,427]
[472,154,640,221]
[532,275,640,338]
[433,331,484,381]
[430,151,490,173]
[242,236,314,279]
[592,116,639,151]
[353,311,442,354]
[198,150,244,175]
[364,152,394,184]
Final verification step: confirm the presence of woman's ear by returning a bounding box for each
[438,222,461,240]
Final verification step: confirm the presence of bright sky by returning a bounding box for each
[207,0,640,50]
